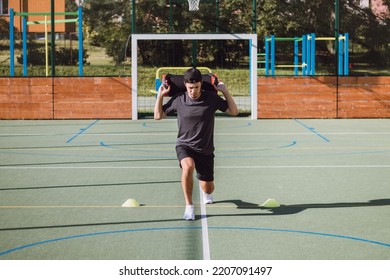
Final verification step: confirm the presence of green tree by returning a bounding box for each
[84,0,132,66]
[344,0,390,65]
[0,17,9,34]
[81,0,389,68]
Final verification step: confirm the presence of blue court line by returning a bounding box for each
[216,140,297,155]
[99,141,174,154]
[279,140,297,148]
[66,120,100,143]
[294,119,330,142]
[0,226,388,257]
[100,140,296,154]
[0,149,175,160]
[2,143,390,162]
[215,226,390,248]
[2,145,390,162]
[142,122,253,130]
[215,122,253,130]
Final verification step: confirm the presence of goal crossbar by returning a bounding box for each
[131,33,258,120]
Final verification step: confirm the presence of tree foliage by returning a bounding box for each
[81,0,389,67]
[83,0,132,65]
[0,18,9,34]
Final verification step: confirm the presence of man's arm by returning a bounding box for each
[215,82,239,116]
[154,85,170,120]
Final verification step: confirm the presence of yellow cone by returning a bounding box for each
[261,198,280,208]
[122,198,140,207]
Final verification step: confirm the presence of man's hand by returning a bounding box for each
[214,81,238,116]
[159,84,171,97]
[154,85,170,120]
[214,81,228,94]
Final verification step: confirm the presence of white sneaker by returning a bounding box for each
[202,191,214,204]
[183,205,195,220]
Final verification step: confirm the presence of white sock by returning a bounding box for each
[183,205,195,220]
[202,190,214,204]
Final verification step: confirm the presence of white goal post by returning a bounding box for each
[131,33,258,120]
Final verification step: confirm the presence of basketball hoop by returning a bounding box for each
[188,0,200,11]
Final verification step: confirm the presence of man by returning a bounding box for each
[154,67,238,220]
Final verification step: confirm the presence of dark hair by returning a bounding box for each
[183,67,202,83]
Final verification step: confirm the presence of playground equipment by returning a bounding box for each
[9,7,83,77]
[261,33,349,76]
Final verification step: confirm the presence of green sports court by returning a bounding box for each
[0,118,389,260]
[1,2,390,275]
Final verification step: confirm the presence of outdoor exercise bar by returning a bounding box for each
[9,7,83,77]
[263,33,349,76]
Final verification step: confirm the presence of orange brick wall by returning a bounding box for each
[0,77,132,119]
[54,77,132,119]
[257,76,390,119]
[1,76,389,120]
[0,78,53,119]
[258,77,337,119]
[337,77,390,118]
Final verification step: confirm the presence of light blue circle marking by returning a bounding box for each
[0,226,388,257]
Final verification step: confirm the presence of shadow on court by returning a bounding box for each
[211,198,390,216]
[0,180,181,191]
[1,198,388,233]
[0,218,184,232]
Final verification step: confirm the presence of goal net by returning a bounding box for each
[131,33,258,120]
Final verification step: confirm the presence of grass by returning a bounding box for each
[1,39,251,96]
[1,38,388,93]
[137,66,250,97]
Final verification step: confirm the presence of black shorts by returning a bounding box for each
[175,145,215,182]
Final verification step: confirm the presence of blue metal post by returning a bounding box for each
[22,17,28,77]
[302,35,306,76]
[270,35,275,76]
[78,6,83,76]
[265,37,269,76]
[306,34,311,75]
[338,35,343,75]
[9,9,15,77]
[294,38,298,76]
[311,33,316,76]
[344,33,349,75]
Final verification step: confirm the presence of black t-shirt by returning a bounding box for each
[163,91,228,155]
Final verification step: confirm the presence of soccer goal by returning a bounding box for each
[131,33,258,120]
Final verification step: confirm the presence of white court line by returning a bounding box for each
[1,132,390,137]
[1,165,390,169]
[198,183,210,260]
